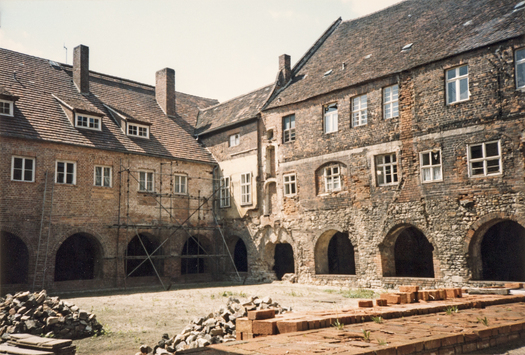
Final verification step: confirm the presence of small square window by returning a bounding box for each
[56,161,76,185]
[420,150,442,182]
[76,114,101,130]
[128,123,149,138]
[446,65,469,104]
[0,100,14,117]
[375,153,398,186]
[283,114,296,143]
[516,48,525,89]
[240,172,252,205]
[283,173,297,196]
[229,134,240,147]
[324,165,341,192]
[94,166,112,187]
[384,85,399,119]
[220,177,231,208]
[468,141,501,177]
[12,156,35,182]
[139,170,154,192]
[324,103,338,133]
[352,95,367,127]
[174,174,187,194]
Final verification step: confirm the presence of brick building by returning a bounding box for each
[2,0,525,293]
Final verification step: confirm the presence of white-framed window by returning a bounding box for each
[468,141,501,177]
[420,150,442,183]
[375,153,398,186]
[324,165,341,192]
[0,99,14,117]
[352,94,367,127]
[138,170,154,192]
[128,123,149,138]
[219,176,231,208]
[75,113,101,130]
[324,103,338,133]
[446,65,469,104]
[240,172,252,205]
[11,156,35,182]
[283,173,297,196]
[516,48,525,89]
[174,174,187,194]
[283,114,296,143]
[94,166,112,187]
[229,134,240,147]
[384,85,399,119]
[56,161,76,185]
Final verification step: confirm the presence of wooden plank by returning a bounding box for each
[0,344,54,355]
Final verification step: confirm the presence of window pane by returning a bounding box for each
[433,167,441,180]
[485,142,499,157]
[459,65,468,76]
[13,169,22,180]
[422,168,431,181]
[486,159,500,173]
[66,172,73,184]
[392,85,398,98]
[447,69,456,80]
[67,163,74,174]
[24,169,32,181]
[57,162,65,173]
[459,78,468,100]
[392,102,398,117]
[471,161,484,175]
[377,171,384,185]
[422,153,430,166]
[517,49,525,62]
[518,62,525,88]
[431,151,440,165]
[470,145,483,159]
[447,82,456,103]
[14,158,23,169]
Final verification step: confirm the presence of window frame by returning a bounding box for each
[219,176,231,208]
[229,133,240,147]
[383,84,399,119]
[467,141,502,178]
[375,153,399,186]
[283,173,297,197]
[446,65,469,105]
[0,99,14,117]
[516,48,525,90]
[282,114,296,143]
[240,172,252,205]
[323,103,338,134]
[174,174,188,195]
[352,94,368,127]
[138,170,155,192]
[11,156,35,182]
[323,165,341,193]
[127,123,150,138]
[420,150,443,183]
[55,160,77,185]
[94,165,112,187]
[75,113,101,131]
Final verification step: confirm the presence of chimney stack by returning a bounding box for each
[279,54,292,84]
[73,45,89,94]
[156,68,175,116]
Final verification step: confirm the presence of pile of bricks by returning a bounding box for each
[375,285,463,306]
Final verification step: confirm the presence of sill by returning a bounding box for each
[127,135,149,139]
[324,130,339,135]
[352,123,368,128]
[384,115,399,120]
[55,183,77,186]
[138,190,155,194]
[284,194,297,198]
[76,126,101,131]
[220,206,231,209]
[173,193,188,196]
[94,185,112,188]
[421,179,443,184]
[469,173,502,179]
[377,183,399,187]
[283,140,296,144]
[240,203,253,207]
[0,113,14,117]
[447,98,469,106]
[11,179,35,183]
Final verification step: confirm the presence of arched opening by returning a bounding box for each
[315,230,356,274]
[234,239,248,272]
[55,233,102,281]
[1,232,29,284]
[394,227,434,277]
[273,243,294,280]
[126,234,163,277]
[479,220,525,281]
[181,235,210,275]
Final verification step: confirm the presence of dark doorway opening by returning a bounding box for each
[234,239,248,272]
[273,243,294,280]
[126,234,163,277]
[328,232,356,274]
[181,236,207,274]
[481,221,525,281]
[1,232,29,284]
[394,227,434,277]
[55,233,101,281]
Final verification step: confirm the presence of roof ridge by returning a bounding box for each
[199,83,273,112]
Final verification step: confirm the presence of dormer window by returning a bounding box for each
[75,113,101,130]
[128,123,149,138]
[0,99,14,117]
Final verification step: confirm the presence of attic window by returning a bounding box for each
[323,69,333,77]
[75,113,101,131]
[0,99,14,117]
[401,43,413,52]
[128,123,149,138]
[514,1,525,10]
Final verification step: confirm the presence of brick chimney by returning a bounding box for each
[279,54,292,85]
[156,68,175,116]
[73,45,89,94]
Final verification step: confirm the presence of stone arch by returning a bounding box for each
[125,233,164,278]
[314,229,357,275]
[379,223,435,278]
[467,215,525,281]
[224,235,249,273]
[1,231,29,284]
[259,226,295,280]
[181,235,212,275]
[55,232,103,281]
[315,161,347,195]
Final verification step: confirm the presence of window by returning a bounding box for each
[139,171,154,192]
[516,48,525,89]
[11,156,35,182]
[0,99,14,117]
[94,166,111,187]
[75,114,101,130]
[324,103,338,133]
[283,114,296,143]
[240,173,251,205]
[220,177,230,208]
[324,165,341,192]
[384,85,399,119]
[56,161,76,185]
[446,65,469,104]
[128,123,149,138]
[229,134,240,147]
[283,173,297,196]
[375,153,398,186]
[352,95,367,127]
[420,150,442,182]
[468,141,501,177]
[174,174,187,194]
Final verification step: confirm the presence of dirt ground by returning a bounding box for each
[63,282,372,355]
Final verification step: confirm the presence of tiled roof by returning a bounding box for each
[267,0,525,109]
[195,84,273,135]
[0,48,218,164]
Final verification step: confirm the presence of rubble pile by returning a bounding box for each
[153,296,291,354]
[0,290,103,341]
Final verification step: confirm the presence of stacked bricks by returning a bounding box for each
[380,285,462,305]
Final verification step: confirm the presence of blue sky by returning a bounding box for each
[0,0,400,102]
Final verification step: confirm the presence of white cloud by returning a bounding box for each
[341,0,401,17]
